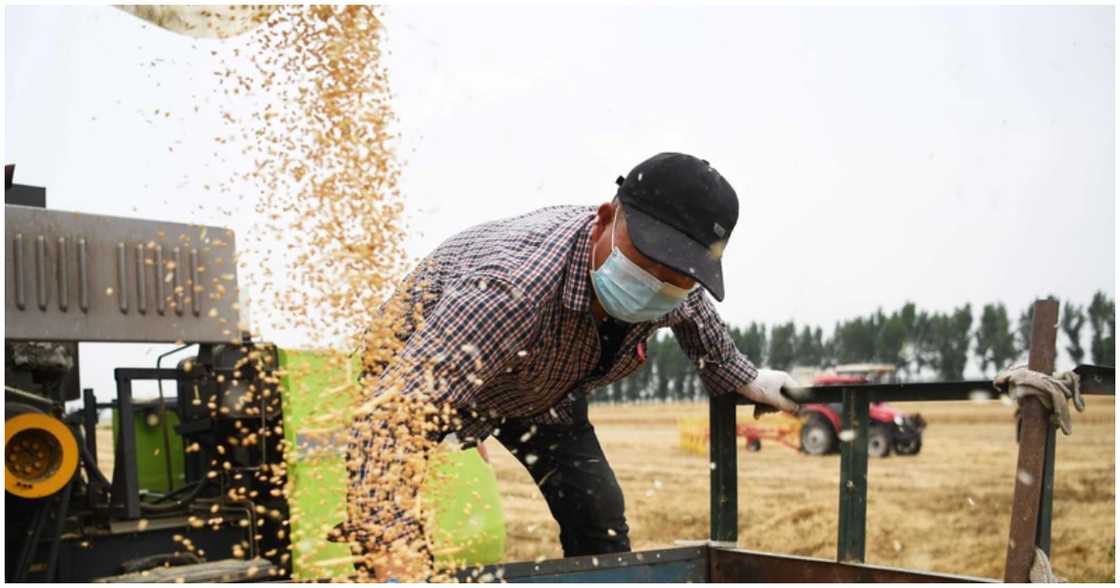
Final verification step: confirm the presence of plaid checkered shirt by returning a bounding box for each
[362,204,758,442]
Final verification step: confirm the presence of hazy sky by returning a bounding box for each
[4,5,1115,397]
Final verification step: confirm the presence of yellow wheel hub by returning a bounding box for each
[5,412,78,499]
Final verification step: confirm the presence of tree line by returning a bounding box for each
[594,291,1115,404]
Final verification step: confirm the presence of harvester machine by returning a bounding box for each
[4,173,290,582]
[3,174,506,582]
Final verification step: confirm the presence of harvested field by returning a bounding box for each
[484,397,1115,582]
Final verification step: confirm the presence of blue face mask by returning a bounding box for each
[590,213,691,323]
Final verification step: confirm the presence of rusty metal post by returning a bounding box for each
[1003,299,1059,582]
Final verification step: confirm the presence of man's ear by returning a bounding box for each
[591,202,616,242]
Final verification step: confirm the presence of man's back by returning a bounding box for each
[375,204,626,437]
[402,205,594,322]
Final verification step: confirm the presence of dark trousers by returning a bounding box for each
[491,397,631,558]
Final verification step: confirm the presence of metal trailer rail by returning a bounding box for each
[463,299,1113,583]
[458,545,991,583]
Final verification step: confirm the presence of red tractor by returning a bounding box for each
[797,365,926,458]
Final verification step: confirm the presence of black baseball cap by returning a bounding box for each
[614,152,739,301]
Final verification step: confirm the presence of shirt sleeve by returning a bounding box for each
[670,289,759,397]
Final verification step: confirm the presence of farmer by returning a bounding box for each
[337,152,801,578]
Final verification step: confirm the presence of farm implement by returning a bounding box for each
[679,364,928,458]
[678,413,802,455]
[4,186,505,583]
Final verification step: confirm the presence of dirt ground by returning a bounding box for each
[483,397,1115,582]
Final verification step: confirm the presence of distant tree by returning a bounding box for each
[899,302,918,332]
[794,325,824,367]
[927,304,972,380]
[729,322,768,367]
[813,326,826,366]
[616,370,633,402]
[649,332,679,402]
[593,383,612,404]
[742,322,768,367]
[1061,301,1087,366]
[651,334,672,402]
[1017,307,1032,359]
[833,317,877,364]
[649,331,663,400]
[875,309,908,369]
[768,322,797,370]
[832,320,850,363]
[975,303,1018,375]
[898,303,932,378]
[633,351,655,401]
[1088,291,1116,366]
[660,331,697,401]
[680,369,698,400]
[820,332,837,368]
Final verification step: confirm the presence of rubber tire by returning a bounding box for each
[868,424,892,458]
[894,435,922,456]
[800,414,837,455]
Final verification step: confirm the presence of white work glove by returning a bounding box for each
[741,368,802,418]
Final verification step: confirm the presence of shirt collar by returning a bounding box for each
[561,212,597,313]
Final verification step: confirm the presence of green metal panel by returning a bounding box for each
[278,348,365,580]
[423,447,507,568]
[837,388,869,563]
[709,394,738,543]
[111,405,186,493]
[278,349,506,580]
